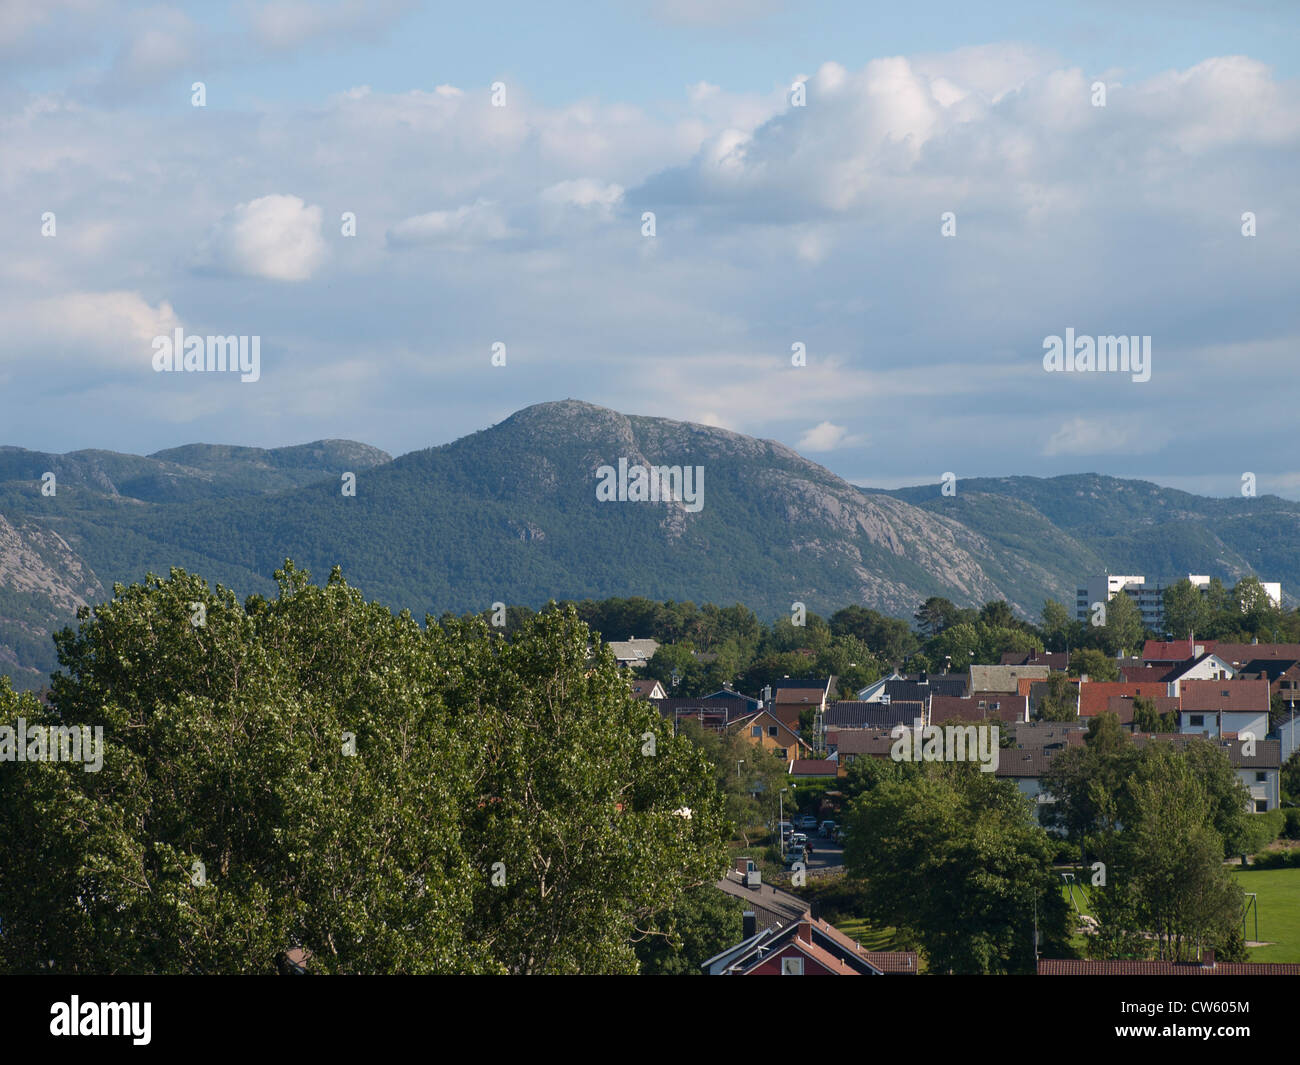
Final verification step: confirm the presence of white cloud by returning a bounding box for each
[386,200,515,249]
[540,179,625,211]
[193,195,327,281]
[247,0,415,50]
[1044,417,1169,457]
[797,421,863,452]
[0,290,178,369]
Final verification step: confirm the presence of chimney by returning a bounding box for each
[1201,948,1216,968]
[742,911,757,940]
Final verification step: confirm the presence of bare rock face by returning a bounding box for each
[0,513,102,614]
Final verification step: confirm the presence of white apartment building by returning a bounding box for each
[1074,574,1282,631]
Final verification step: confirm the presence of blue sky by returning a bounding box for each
[3,0,1299,498]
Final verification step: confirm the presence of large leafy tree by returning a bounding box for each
[842,762,1070,973]
[1162,579,1210,640]
[0,563,727,974]
[1090,747,1245,962]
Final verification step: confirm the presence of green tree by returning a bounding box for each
[1101,590,1145,657]
[842,763,1070,973]
[1068,647,1119,682]
[0,563,728,975]
[633,883,745,974]
[914,597,960,639]
[1162,579,1209,640]
[1035,672,1078,722]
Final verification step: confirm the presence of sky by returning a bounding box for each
[2,0,1298,497]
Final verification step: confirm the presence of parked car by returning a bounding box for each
[796,815,817,829]
[819,821,837,837]
[784,848,804,867]
[789,832,807,847]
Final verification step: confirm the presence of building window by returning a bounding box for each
[751,726,762,738]
[777,749,787,759]
[781,957,804,975]
[1190,714,1204,727]
[1256,771,1267,783]
[1255,800,1268,813]
[769,726,779,737]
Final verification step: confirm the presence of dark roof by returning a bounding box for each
[1131,733,1281,769]
[1119,663,1172,683]
[883,680,929,703]
[930,694,1028,724]
[1011,722,1088,749]
[1038,958,1300,975]
[771,677,831,694]
[789,759,838,776]
[829,728,898,756]
[995,748,1061,778]
[716,872,808,931]
[652,697,756,724]
[825,700,921,730]
[1237,658,1300,683]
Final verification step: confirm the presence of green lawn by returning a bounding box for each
[1055,866,1300,962]
[830,916,903,952]
[1233,866,1300,963]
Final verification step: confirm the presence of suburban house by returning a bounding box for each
[715,858,807,931]
[1131,734,1282,812]
[1162,652,1237,690]
[995,747,1065,823]
[701,687,764,713]
[768,677,834,730]
[704,913,918,976]
[653,696,757,734]
[788,758,840,780]
[606,637,660,668]
[970,664,1050,694]
[731,708,810,761]
[1177,679,1270,740]
[857,672,965,701]
[628,677,667,700]
[823,699,923,732]
[1238,658,1300,712]
[930,693,1029,725]
[827,727,898,767]
[1077,681,1176,720]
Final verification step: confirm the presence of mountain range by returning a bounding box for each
[2,399,1296,689]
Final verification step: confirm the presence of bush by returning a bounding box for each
[1283,808,1300,841]
[788,874,870,922]
[1251,848,1300,870]
[1239,809,1285,855]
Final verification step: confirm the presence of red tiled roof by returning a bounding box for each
[1179,678,1270,713]
[1078,682,1171,716]
[1142,639,1210,662]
